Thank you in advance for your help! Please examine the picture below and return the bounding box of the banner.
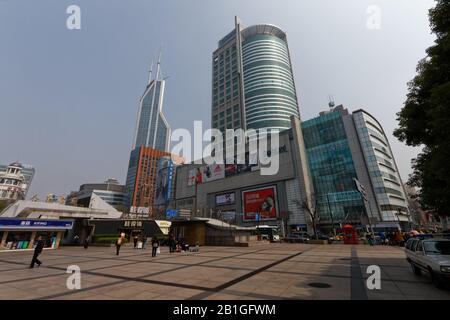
[202,163,225,182]
[242,186,278,221]
[216,193,235,206]
[155,158,174,205]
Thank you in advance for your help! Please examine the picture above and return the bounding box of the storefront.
[0,218,74,251]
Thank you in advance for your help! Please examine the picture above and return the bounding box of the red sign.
[242,186,278,221]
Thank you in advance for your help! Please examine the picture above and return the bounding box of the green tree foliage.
[394,0,450,216]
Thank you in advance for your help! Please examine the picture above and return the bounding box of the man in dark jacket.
[30,236,44,268]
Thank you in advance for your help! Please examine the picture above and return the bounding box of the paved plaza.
[0,243,449,300]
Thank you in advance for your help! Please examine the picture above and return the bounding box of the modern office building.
[66,178,127,210]
[132,57,170,152]
[125,56,173,213]
[352,109,411,226]
[302,105,411,231]
[172,116,312,234]
[125,146,172,215]
[302,109,367,228]
[0,163,35,198]
[211,17,300,133]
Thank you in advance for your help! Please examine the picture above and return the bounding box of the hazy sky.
[0,0,436,198]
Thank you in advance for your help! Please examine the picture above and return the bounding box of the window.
[416,241,424,252]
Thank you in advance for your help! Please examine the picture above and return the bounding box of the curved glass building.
[211,18,300,132]
[241,25,299,131]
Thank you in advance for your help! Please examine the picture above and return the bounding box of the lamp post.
[396,208,402,231]
[325,193,336,236]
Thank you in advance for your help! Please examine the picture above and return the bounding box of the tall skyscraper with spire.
[125,55,172,214]
[132,55,170,151]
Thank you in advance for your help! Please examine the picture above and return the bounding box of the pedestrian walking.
[133,235,138,249]
[151,237,159,257]
[116,235,123,256]
[84,235,90,249]
[142,235,147,249]
[30,236,44,268]
[169,233,175,253]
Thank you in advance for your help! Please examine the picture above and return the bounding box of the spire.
[155,47,162,80]
[147,61,154,85]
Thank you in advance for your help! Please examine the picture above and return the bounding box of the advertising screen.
[242,186,278,221]
[202,163,225,182]
[216,193,235,206]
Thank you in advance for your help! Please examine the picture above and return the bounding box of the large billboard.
[187,163,225,186]
[242,186,278,221]
[155,157,175,206]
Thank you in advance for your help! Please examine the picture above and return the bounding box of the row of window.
[0,178,21,186]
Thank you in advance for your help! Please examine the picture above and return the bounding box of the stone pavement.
[0,243,449,300]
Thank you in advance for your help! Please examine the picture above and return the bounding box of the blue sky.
[0,0,436,198]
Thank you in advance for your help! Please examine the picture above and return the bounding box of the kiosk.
[0,218,73,250]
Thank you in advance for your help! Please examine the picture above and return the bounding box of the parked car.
[285,232,310,243]
[271,234,281,242]
[405,238,450,289]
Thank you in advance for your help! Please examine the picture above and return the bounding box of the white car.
[405,238,450,289]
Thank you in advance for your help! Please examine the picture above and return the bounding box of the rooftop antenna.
[328,95,335,109]
[155,47,162,80]
[147,61,154,85]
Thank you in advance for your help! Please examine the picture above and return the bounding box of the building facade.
[132,59,170,151]
[66,178,126,209]
[172,116,312,234]
[125,146,172,215]
[0,163,31,201]
[352,109,411,226]
[211,17,300,132]
[302,105,411,231]
[125,57,172,213]
[302,109,367,228]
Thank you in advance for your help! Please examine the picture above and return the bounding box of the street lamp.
[396,208,402,231]
[325,193,336,236]
[353,179,374,234]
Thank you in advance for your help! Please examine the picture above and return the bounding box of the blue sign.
[0,218,74,230]
[166,209,178,220]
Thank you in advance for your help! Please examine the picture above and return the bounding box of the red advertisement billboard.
[242,186,278,221]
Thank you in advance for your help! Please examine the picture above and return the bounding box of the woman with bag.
[116,234,124,256]
[151,237,159,257]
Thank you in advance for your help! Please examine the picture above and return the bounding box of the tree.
[293,194,319,240]
[394,0,450,216]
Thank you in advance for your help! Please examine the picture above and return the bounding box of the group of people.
[28,232,192,269]
[116,233,161,257]
[365,230,426,246]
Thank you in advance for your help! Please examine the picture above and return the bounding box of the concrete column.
[1,231,8,248]
[28,231,37,249]
[55,232,62,249]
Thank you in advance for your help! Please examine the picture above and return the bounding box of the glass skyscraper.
[302,110,365,225]
[132,59,170,151]
[352,110,410,224]
[211,17,300,132]
[302,105,412,230]
[125,58,171,212]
